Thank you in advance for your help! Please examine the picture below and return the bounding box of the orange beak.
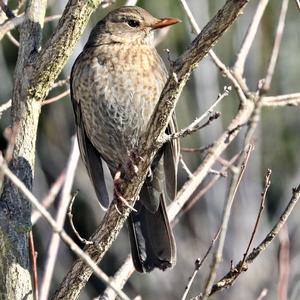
[151,17,181,30]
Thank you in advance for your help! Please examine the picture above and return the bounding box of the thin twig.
[233,0,270,76]
[261,0,289,93]
[239,169,272,271]
[179,154,240,220]
[180,144,214,154]
[68,191,93,245]
[256,289,268,300]
[262,93,300,106]
[165,86,231,142]
[0,99,12,119]
[209,185,300,296]
[208,169,227,177]
[49,78,70,91]
[42,89,70,106]
[181,228,221,300]
[39,137,80,300]
[0,14,25,41]
[180,155,194,179]
[6,31,19,47]
[0,154,130,300]
[29,230,38,300]
[31,171,66,225]
[178,0,249,101]
[296,0,300,11]
[168,112,221,141]
[98,256,135,300]
[44,14,61,23]
[277,224,290,300]
[201,144,254,300]
[178,0,200,34]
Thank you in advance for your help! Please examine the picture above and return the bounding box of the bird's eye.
[127,19,140,28]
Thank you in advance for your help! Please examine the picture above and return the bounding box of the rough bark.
[0,1,102,299]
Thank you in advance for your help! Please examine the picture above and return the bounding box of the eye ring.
[127,19,140,28]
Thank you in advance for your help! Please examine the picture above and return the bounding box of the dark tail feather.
[128,195,176,273]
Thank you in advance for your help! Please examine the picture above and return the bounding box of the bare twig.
[29,230,38,300]
[169,112,221,141]
[39,137,80,300]
[0,99,12,119]
[165,86,231,142]
[98,256,135,300]
[209,185,300,296]
[0,154,130,300]
[296,0,300,11]
[180,144,214,153]
[181,228,221,300]
[178,0,249,101]
[42,89,70,106]
[6,31,19,46]
[262,93,300,107]
[178,0,200,34]
[68,191,93,245]
[179,154,240,220]
[277,224,290,300]
[201,144,254,300]
[31,171,66,225]
[49,77,70,91]
[239,169,272,271]
[0,14,25,41]
[44,14,61,22]
[256,289,268,300]
[208,169,227,177]
[180,155,194,179]
[233,0,269,76]
[261,0,289,93]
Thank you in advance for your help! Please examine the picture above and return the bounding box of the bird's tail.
[128,193,176,273]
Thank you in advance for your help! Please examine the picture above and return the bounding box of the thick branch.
[0,1,103,299]
[31,0,102,101]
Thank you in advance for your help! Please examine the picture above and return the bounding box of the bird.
[70,6,180,272]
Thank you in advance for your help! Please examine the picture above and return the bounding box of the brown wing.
[164,113,179,201]
[70,65,110,210]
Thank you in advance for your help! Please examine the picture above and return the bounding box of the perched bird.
[71,6,180,272]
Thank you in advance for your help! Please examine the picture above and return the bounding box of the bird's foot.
[113,170,137,212]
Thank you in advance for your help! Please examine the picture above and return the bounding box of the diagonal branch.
[233,0,269,76]
[31,0,103,101]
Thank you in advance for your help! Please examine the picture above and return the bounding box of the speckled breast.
[72,43,168,170]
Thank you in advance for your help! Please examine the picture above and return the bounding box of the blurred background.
[1,0,300,299]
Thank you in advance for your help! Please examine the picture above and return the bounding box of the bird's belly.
[82,76,158,169]
[76,48,167,170]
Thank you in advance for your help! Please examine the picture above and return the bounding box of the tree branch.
[208,185,300,296]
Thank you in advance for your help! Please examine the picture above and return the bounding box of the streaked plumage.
[71,6,180,272]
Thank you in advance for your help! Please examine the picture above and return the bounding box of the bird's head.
[87,6,180,46]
